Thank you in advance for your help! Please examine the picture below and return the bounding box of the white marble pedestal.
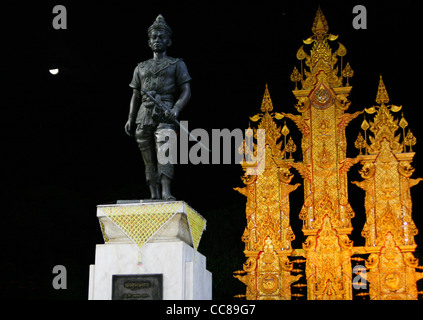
[88,201,212,300]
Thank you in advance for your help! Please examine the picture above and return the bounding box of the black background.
[1,0,423,299]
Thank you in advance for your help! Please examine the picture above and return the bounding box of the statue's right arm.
[129,89,141,120]
[125,89,141,137]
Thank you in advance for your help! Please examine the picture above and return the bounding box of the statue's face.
[148,29,171,53]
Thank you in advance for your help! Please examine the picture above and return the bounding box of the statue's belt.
[142,94,174,107]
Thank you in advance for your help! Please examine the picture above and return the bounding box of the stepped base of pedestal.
[88,241,212,300]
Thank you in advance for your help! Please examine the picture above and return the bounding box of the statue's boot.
[148,183,161,200]
[138,139,161,200]
[161,175,175,201]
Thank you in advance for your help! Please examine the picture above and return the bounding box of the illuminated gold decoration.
[290,66,302,90]
[235,7,422,300]
[342,62,354,86]
[404,129,417,152]
[286,8,361,300]
[364,232,423,300]
[354,132,366,155]
[352,76,423,299]
[234,85,301,300]
[303,214,353,300]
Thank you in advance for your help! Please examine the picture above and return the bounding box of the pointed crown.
[261,84,273,112]
[312,7,329,37]
[148,14,172,37]
[375,75,389,105]
[291,7,349,90]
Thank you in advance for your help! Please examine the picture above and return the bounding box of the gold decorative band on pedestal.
[97,201,206,263]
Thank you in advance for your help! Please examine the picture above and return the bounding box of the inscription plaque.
[112,274,163,300]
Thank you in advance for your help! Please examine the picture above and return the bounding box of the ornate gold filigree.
[303,215,353,300]
[290,8,357,239]
[288,7,359,299]
[355,132,366,155]
[236,7,422,301]
[290,66,302,90]
[342,62,353,86]
[296,7,344,90]
[364,233,423,300]
[358,76,405,154]
[234,85,300,299]
[404,129,417,152]
[353,76,422,299]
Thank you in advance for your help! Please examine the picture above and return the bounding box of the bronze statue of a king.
[125,14,191,200]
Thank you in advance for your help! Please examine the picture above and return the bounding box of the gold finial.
[399,112,408,152]
[404,129,417,152]
[375,75,390,105]
[300,6,341,89]
[296,46,307,60]
[290,66,302,90]
[304,7,337,44]
[250,84,283,122]
[354,132,366,155]
[342,62,354,86]
[286,137,297,159]
[281,120,290,159]
[281,120,290,137]
[399,112,406,125]
[361,115,370,132]
[260,83,273,112]
[337,43,347,57]
[312,6,329,36]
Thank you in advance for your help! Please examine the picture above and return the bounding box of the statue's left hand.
[125,119,136,137]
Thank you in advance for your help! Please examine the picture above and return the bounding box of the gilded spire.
[375,75,389,105]
[248,85,286,158]
[294,7,345,90]
[260,83,273,112]
[312,6,329,37]
[361,75,403,154]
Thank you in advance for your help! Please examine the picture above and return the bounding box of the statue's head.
[148,14,172,53]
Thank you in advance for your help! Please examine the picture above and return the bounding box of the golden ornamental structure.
[234,7,423,300]
[234,85,302,300]
[352,76,423,299]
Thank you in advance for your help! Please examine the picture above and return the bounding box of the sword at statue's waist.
[140,89,172,111]
[140,88,211,153]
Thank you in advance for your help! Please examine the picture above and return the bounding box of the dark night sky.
[1,0,423,300]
